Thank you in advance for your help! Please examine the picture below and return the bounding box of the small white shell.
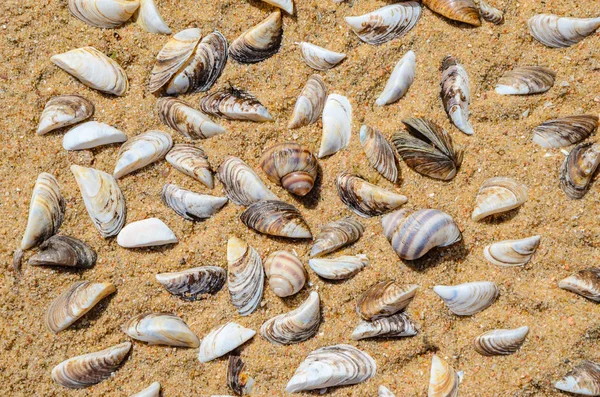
[198,322,256,363]
[122,312,199,347]
[68,0,140,28]
[116,218,177,248]
[319,94,352,158]
[263,250,306,297]
[297,42,346,71]
[113,130,173,178]
[37,95,94,135]
[472,177,528,221]
[379,386,395,397]
[528,14,600,48]
[133,0,171,34]
[260,291,320,345]
[227,237,264,316]
[308,254,368,280]
[434,281,499,316]
[217,156,279,206]
[376,50,416,106]
[555,360,600,396]
[161,184,227,221]
[63,121,127,150]
[288,74,327,129]
[130,382,161,397]
[483,235,540,267]
[345,2,421,45]
[429,354,460,397]
[473,326,529,356]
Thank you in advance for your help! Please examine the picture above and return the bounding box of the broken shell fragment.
[560,143,600,199]
[351,312,417,341]
[345,2,422,45]
[434,281,499,316]
[260,291,320,345]
[473,326,529,356]
[532,115,598,148]
[217,156,278,206]
[37,95,94,135]
[360,125,399,183]
[227,237,264,316]
[471,177,528,221]
[63,121,127,150]
[227,355,255,396]
[559,268,600,302]
[263,250,306,297]
[122,312,199,347]
[156,266,226,301]
[441,56,473,135]
[260,143,318,196]
[319,94,352,158]
[483,235,540,267]
[260,0,293,14]
[157,97,226,140]
[428,354,460,397]
[29,235,97,268]
[240,200,312,239]
[423,0,480,26]
[68,0,140,28]
[376,50,416,106]
[230,11,282,64]
[288,74,327,129]
[479,0,503,24]
[554,360,600,395]
[357,281,418,321]
[130,382,161,397]
[528,14,600,48]
[113,130,173,178]
[199,88,273,122]
[166,144,214,188]
[308,254,368,280]
[133,0,171,34]
[117,218,177,248]
[336,173,407,218]
[161,183,227,221]
[198,322,256,363]
[495,66,556,95]
[310,217,364,258]
[297,42,346,71]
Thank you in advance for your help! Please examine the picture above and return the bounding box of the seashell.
[471,177,528,221]
[560,143,600,199]
[260,291,320,345]
[240,200,312,239]
[336,173,407,218]
[71,165,126,238]
[351,312,418,341]
[227,355,255,396]
[376,50,416,106]
[360,125,399,183]
[286,344,376,393]
[166,144,214,188]
[263,250,306,297]
[51,47,128,96]
[428,354,460,397]
[528,14,600,48]
[297,42,346,71]
[28,236,97,268]
[532,115,598,148]
[130,382,161,397]
[46,281,116,333]
[37,95,94,135]
[161,183,227,221]
[559,268,600,302]
[495,66,556,95]
[229,11,282,64]
[423,0,480,26]
[308,254,369,280]
[122,312,199,347]
[156,266,226,301]
[217,156,279,206]
[133,0,171,34]
[357,281,418,321]
[379,386,396,397]
[199,87,273,122]
[68,0,140,28]
[113,130,172,178]
[260,142,318,196]
[13,173,65,272]
[555,361,600,396]
[288,74,327,129]
[473,326,529,356]
[51,341,131,389]
[198,322,256,363]
[441,56,473,135]
[227,237,264,316]
[157,97,226,140]
[345,3,422,45]
[260,0,293,14]
[63,121,127,150]
[117,218,177,248]
[392,118,463,181]
[433,281,499,316]
[478,0,503,24]
[483,235,540,267]
[310,217,364,258]
[319,94,352,158]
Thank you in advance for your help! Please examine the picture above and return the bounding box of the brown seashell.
[229,11,282,64]
[227,237,264,316]
[263,250,306,297]
[344,3,422,45]
[423,0,481,26]
[227,355,255,395]
[336,173,407,217]
[559,268,600,302]
[357,281,418,321]
[260,291,320,345]
[310,217,364,257]
[217,156,279,206]
[555,360,600,395]
[441,56,473,135]
[560,143,600,199]
[479,0,503,24]
[471,177,528,221]
[156,266,226,301]
[199,87,273,122]
[240,200,312,239]
[288,74,327,129]
[260,143,318,196]
[495,66,556,95]
[351,312,418,341]
[359,125,399,183]
[165,144,214,188]
[29,235,97,268]
[156,97,225,140]
[37,95,94,135]
[532,115,598,148]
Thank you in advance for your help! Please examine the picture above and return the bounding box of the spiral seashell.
[288,75,327,129]
[199,87,273,122]
[478,0,503,24]
[260,291,320,344]
[441,56,473,135]
[308,254,368,280]
[434,281,498,316]
[37,95,94,135]
[345,2,422,45]
[51,342,131,389]
[161,183,227,221]
[473,326,529,356]
[198,322,256,363]
[528,14,600,48]
[227,355,255,396]
[133,0,170,34]
[157,97,226,140]
[310,217,364,258]
[156,266,226,301]
[227,237,264,316]
[71,165,126,238]
[532,115,598,149]
[555,360,600,396]
[117,218,177,248]
[428,354,460,397]
[297,42,346,71]
[319,94,352,158]
[379,386,395,397]
[560,143,600,199]
[423,0,480,26]
[240,200,312,239]
[393,118,463,181]
[286,344,376,393]
[471,177,528,221]
[336,173,407,218]
[230,11,282,64]
[166,144,214,188]
[360,125,399,183]
[260,0,293,14]
[260,143,318,196]
[376,50,416,106]
[351,312,417,341]
[29,236,97,268]
[217,156,278,206]
[51,47,128,96]
[483,235,540,267]
[113,130,172,178]
[495,66,556,95]
[122,312,199,347]
[263,250,306,297]
[130,382,161,397]
[559,268,600,302]
[357,281,418,321]
[68,0,139,28]
[63,121,127,150]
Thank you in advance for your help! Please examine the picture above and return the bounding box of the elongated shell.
[29,236,97,268]
[122,312,199,347]
[297,42,346,71]
[360,125,399,183]
[376,50,416,106]
[68,0,140,28]
[351,312,417,341]
[319,94,352,158]
[230,11,282,64]
[117,218,177,248]
[260,143,318,196]
[559,268,600,302]
[156,266,226,301]
[528,14,600,48]
[37,95,94,135]
[227,237,264,316]
[263,250,306,297]
[288,75,327,129]
[428,354,460,397]
[113,130,172,178]
[63,121,127,150]
[260,291,320,344]
[161,184,227,221]
[51,47,128,96]
[423,0,480,26]
[227,355,255,396]
[286,344,376,393]
[483,236,540,267]
[357,281,418,320]
[560,143,600,199]
[130,382,161,397]
[555,360,600,396]
[532,115,598,148]
[434,281,498,316]
[336,173,407,218]
[495,66,556,95]
[166,144,213,188]
[310,217,364,257]
[260,0,293,14]
[441,56,473,135]
[71,165,126,238]
[133,0,171,34]
[240,200,312,239]
[473,326,529,356]
[479,0,503,24]
[198,322,256,363]
[157,97,226,140]
[345,2,422,45]
[51,342,131,389]
[308,254,368,280]
[199,88,273,122]
[217,156,278,206]
[472,177,528,221]
[379,386,395,397]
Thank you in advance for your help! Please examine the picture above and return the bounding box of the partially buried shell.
[217,156,278,206]
[345,2,421,45]
[133,0,171,34]
[117,218,177,248]
[260,0,293,14]
[260,291,320,345]
[319,94,352,158]
[428,354,460,397]
[351,312,417,341]
[260,143,318,196]
[434,281,498,316]
[297,42,346,71]
[63,121,127,150]
[157,97,226,140]
[441,56,473,135]
[376,50,416,107]
[161,183,227,221]
[130,382,161,397]
[360,125,399,183]
[166,144,214,188]
[310,217,364,257]
[473,326,529,356]
[198,322,256,363]
[357,281,418,321]
[156,266,226,301]
[122,312,199,347]
[199,88,273,122]
[113,130,173,178]
[51,342,131,389]
[227,355,255,396]
[423,0,480,26]
[29,235,96,268]
[308,254,368,280]
[227,237,264,316]
[479,0,503,24]
[240,200,312,239]
[532,115,598,148]
[555,360,600,396]
[495,66,556,95]
[37,95,94,135]
[379,386,395,397]
[483,235,540,267]
[230,11,282,64]
[528,14,600,48]
[560,143,600,199]
[559,268,600,302]
[68,0,139,28]
[263,250,306,297]
[471,177,528,221]
[336,173,407,218]
[288,74,327,129]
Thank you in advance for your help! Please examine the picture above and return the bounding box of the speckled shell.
[423,0,480,26]
[555,360,600,396]
[240,200,312,239]
[122,312,199,347]
[376,50,416,106]
[199,88,273,122]
[479,0,503,24]
[260,143,318,196]
[351,312,417,341]
[495,66,556,95]
[260,291,320,345]
[68,0,139,28]
[473,326,529,356]
[217,156,278,206]
[227,355,255,396]
[528,14,600,48]
[263,250,306,297]
[483,235,540,267]
[230,11,282,64]
[345,2,422,45]
[29,236,97,268]
[161,184,227,221]
[433,281,498,316]
[130,382,161,397]
[379,386,396,397]
[133,0,170,34]
[113,130,173,178]
[428,354,460,397]
[288,75,328,129]
[227,237,264,316]
[37,95,94,135]
[441,56,473,135]
[559,268,600,302]
[360,125,399,183]
[357,281,418,321]
[471,177,528,221]
[310,217,364,257]
[198,322,256,363]
[165,144,214,188]
[297,42,346,71]
[63,121,127,150]
[532,115,598,148]
[116,218,177,248]
[336,173,407,218]
[156,266,226,301]
[319,94,352,158]
[560,143,600,199]
[157,97,226,140]
[308,254,369,280]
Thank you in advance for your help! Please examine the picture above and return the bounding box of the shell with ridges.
[288,74,327,129]
[473,326,529,356]
[157,97,226,140]
[319,94,352,158]
[161,183,227,221]
[560,143,600,199]
[227,355,255,396]
[263,250,306,297]
[29,235,97,268]
[559,268,600,302]
[532,115,598,148]
[260,142,318,196]
[483,235,540,267]
[434,281,498,316]
[351,312,418,340]
[122,312,199,347]
[472,177,528,221]
[310,217,364,258]
[156,266,226,301]
[230,11,282,64]
[345,3,422,45]
[260,291,320,345]
[198,322,256,363]
[308,254,368,280]
[441,56,473,135]
[376,50,416,106]
[227,237,264,316]
[165,144,214,188]
[357,281,418,321]
[423,0,480,26]
[113,130,172,178]
[240,200,312,239]
[360,125,399,183]
[528,14,600,48]
[68,0,139,28]
[297,42,346,71]
[495,66,556,95]
[130,382,161,397]
[479,0,503,24]
[428,354,460,397]
[116,218,177,248]
[37,95,94,135]
[63,121,127,150]
[217,156,278,206]
[336,173,407,218]
[554,360,600,395]
[199,88,273,122]
[133,0,170,34]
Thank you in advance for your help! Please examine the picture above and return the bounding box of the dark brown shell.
[532,115,598,148]
[560,143,600,199]
[227,355,254,395]
[359,125,399,183]
[28,235,96,268]
[156,266,226,301]
[229,11,282,64]
[260,143,318,196]
[199,88,272,122]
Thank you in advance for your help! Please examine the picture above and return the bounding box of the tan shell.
[240,200,312,239]
[336,173,407,218]
[122,312,199,347]
[68,0,140,28]
[288,74,327,129]
[423,0,480,26]
[471,177,528,221]
[260,291,320,345]
[260,143,318,196]
[483,236,540,267]
[351,312,418,340]
[227,355,255,395]
[473,326,529,356]
[555,360,600,396]
[37,95,94,135]
[217,156,278,206]
[345,2,422,45]
[560,143,600,199]
[227,237,264,316]
[310,217,364,257]
[165,144,214,188]
[156,97,226,140]
[356,281,418,321]
[263,250,306,297]
[428,354,460,397]
[559,268,600,302]
[229,11,282,64]
[113,130,173,178]
[29,235,97,268]
[360,125,399,183]
[479,0,503,24]
[199,87,273,122]
[156,266,226,301]
[532,115,598,149]
[495,66,556,95]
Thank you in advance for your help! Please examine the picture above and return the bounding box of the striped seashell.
[68,0,139,28]
[473,326,529,356]
[559,268,600,302]
[117,218,177,248]
[130,382,161,397]
[379,386,396,397]
[198,322,256,363]
[434,281,498,316]
[166,144,214,188]
[63,121,127,150]
[37,95,94,135]
[483,236,540,267]
[441,55,473,135]
[157,97,226,140]
[345,2,422,45]
[495,66,556,95]
[478,0,503,24]
[240,200,312,239]
[532,115,598,148]
[429,354,460,397]
[260,291,320,344]
[319,94,352,158]
[227,355,255,396]
[288,74,327,129]
[555,361,600,396]
[199,87,273,122]
[227,237,264,316]
[472,177,528,221]
[122,312,199,347]
[133,0,170,34]
[161,183,227,221]
[156,266,226,301]
[336,173,407,218]
[376,50,416,106]
[297,42,346,71]
[217,156,278,206]
[310,217,364,257]
[423,0,480,26]
[560,143,600,199]
[263,250,306,297]
[351,312,417,340]
[230,11,282,64]
[260,0,293,14]
[29,236,97,268]
[360,125,399,183]
[357,281,418,320]
[528,14,600,48]
[113,130,172,178]
[308,254,368,280]
[260,142,318,196]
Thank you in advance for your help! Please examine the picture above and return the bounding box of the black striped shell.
[495,66,556,95]
[229,11,282,64]
[199,87,273,122]
[227,237,264,316]
[260,143,318,196]
[156,266,226,301]
[227,355,255,395]
[260,291,320,345]
[217,156,278,206]
[555,360,600,395]
[360,125,399,183]
[29,236,97,268]
[559,268,600,302]
[165,144,214,188]
[351,312,417,341]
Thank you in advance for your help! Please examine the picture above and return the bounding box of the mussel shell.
[351,312,417,341]
[63,121,127,150]
[156,97,225,140]
[161,183,227,221]
[428,354,460,397]
[165,144,214,188]
[528,14,600,48]
[319,94,352,158]
[360,125,399,183]
[227,355,255,396]
[288,74,328,129]
[113,130,173,179]
[37,95,94,135]
[471,177,528,221]
[559,268,600,302]
[198,322,256,363]
[227,237,264,316]
[260,291,320,345]
[434,281,498,316]
[495,66,556,95]
[308,254,369,280]
[479,0,503,24]
[297,42,346,71]
[240,200,312,239]
[310,217,364,257]
[261,0,293,14]
[555,360,600,396]
[217,156,278,206]
[483,235,540,267]
[356,281,418,321]
[199,87,273,122]
[156,266,226,301]
[560,143,600,199]
[336,173,407,218]
[379,386,395,397]
[230,11,282,64]
[29,235,97,268]
[423,0,480,26]
[130,381,161,397]
[260,142,318,196]
[68,0,140,28]
[532,115,598,149]
[116,218,177,248]
[473,326,529,356]
[263,250,306,297]
[133,0,171,34]
[122,312,199,347]
[441,55,473,135]
[376,50,416,106]
[345,2,422,45]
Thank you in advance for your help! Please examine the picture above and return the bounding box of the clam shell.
[198,322,256,363]
[68,0,139,28]
[199,87,273,122]
[261,0,293,14]
[157,97,226,140]
[156,266,226,301]
[528,14,600,48]
[46,281,116,333]
[297,42,346,71]
[166,144,214,188]
[351,312,417,341]
[555,360,600,396]
[286,344,376,393]
[441,56,473,135]
[240,200,312,239]
[260,291,320,344]
[130,382,161,397]
[379,386,395,397]
[532,115,598,148]
[495,66,556,95]
[345,2,422,45]
[29,236,96,268]
[230,11,282,64]
[37,95,94,135]
[428,354,460,397]
[51,47,128,96]
[376,50,416,106]
[117,218,177,248]
[260,142,318,196]
[336,173,407,218]
[360,125,399,183]
[559,268,600,302]
[113,130,173,178]
[310,217,364,258]
[471,177,528,221]
[483,235,540,267]
[227,355,255,396]
[263,250,306,297]
[288,74,328,129]
[63,121,127,150]
[308,254,368,280]
[319,94,352,158]
[423,0,480,26]
[161,183,227,221]
[133,0,170,34]
[217,156,279,206]
[560,143,600,199]
[122,312,199,347]
[434,281,498,316]
[473,326,529,356]
[357,281,418,321]
[479,0,503,24]
[227,237,264,316]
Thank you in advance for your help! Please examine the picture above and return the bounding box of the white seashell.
[319,94,352,158]
[429,354,460,397]
[229,11,282,64]
[288,74,327,129]
[157,97,226,140]
[263,250,306,297]
[122,312,199,347]
[483,235,540,267]
[345,2,421,45]
[471,177,528,221]
[113,130,173,178]
[217,156,279,206]
[63,121,127,150]
[198,322,256,363]
[297,42,346,71]
[260,0,293,14]
[161,184,227,221]
[434,281,499,316]
[555,360,600,396]
[441,55,473,135]
[37,95,94,135]
[528,14,600,48]
[133,0,171,34]
[308,254,368,280]
[379,386,396,397]
[165,144,214,188]
[495,66,556,95]
[117,218,177,248]
[68,0,140,28]
[130,382,161,397]
[559,268,600,302]
[376,50,416,106]
[227,237,264,316]
[473,326,529,356]
[260,291,320,345]
[351,312,417,340]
